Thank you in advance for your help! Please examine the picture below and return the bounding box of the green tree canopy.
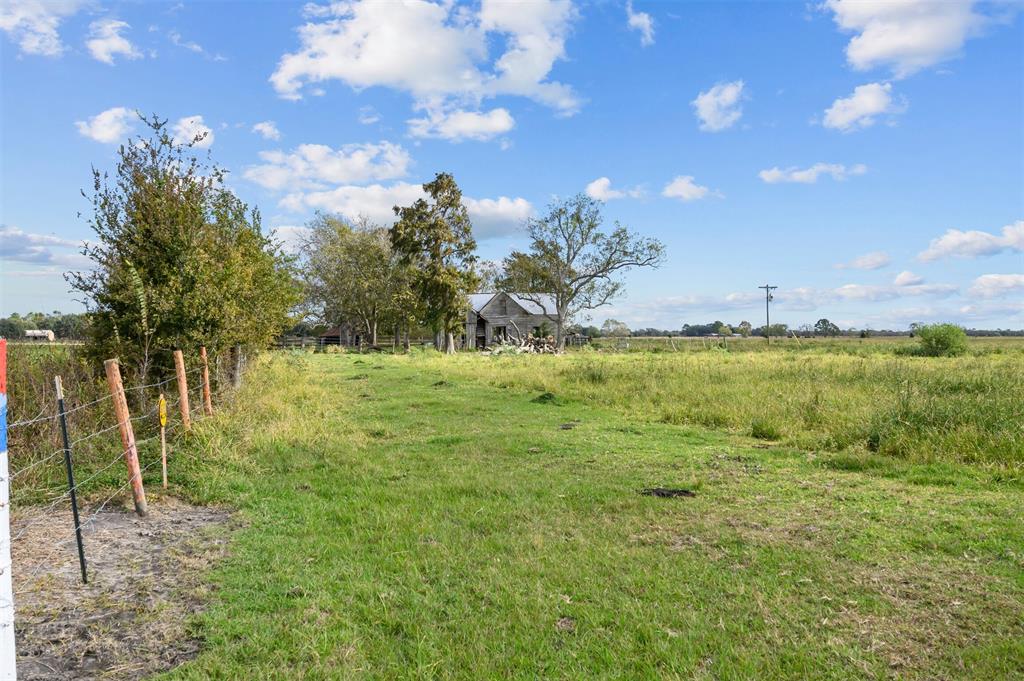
[390,173,478,354]
[497,194,664,349]
[814,318,841,336]
[601,319,631,337]
[69,114,299,385]
[302,214,418,347]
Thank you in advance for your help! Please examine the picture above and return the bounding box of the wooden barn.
[464,293,558,349]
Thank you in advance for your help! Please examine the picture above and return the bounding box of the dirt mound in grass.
[10,496,233,680]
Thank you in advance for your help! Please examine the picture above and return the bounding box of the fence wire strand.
[2,352,218,606]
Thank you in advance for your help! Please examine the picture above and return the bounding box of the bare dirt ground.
[10,496,232,680]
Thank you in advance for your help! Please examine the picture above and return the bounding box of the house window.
[499,298,508,315]
[532,326,541,337]
[493,325,507,341]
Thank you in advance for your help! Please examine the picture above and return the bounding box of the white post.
[0,338,17,679]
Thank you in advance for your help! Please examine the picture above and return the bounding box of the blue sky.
[1,0,1022,330]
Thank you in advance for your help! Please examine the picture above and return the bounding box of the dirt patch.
[10,496,233,680]
[639,487,697,498]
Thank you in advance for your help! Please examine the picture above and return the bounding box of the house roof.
[468,292,556,316]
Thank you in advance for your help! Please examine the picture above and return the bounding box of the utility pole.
[759,284,777,345]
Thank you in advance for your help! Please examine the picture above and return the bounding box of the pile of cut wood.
[485,334,558,355]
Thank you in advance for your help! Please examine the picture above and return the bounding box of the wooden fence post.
[173,350,191,432]
[0,339,18,679]
[103,359,148,517]
[199,346,213,416]
[159,394,168,489]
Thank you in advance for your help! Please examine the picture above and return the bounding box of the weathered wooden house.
[464,293,558,349]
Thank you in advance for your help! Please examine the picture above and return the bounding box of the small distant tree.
[601,319,631,337]
[391,173,478,354]
[759,323,788,337]
[916,323,968,357]
[814,318,840,336]
[498,194,665,350]
[715,322,732,336]
[737,320,752,337]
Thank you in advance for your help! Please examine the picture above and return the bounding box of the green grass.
[435,342,1024,471]
[160,352,1023,679]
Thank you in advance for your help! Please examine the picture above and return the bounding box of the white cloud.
[823,82,905,132]
[692,80,744,132]
[463,196,533,239]
[167,29,225,61]
[271,0,580,118]
[270,225,311,254]
[281,181,423,224]
[759,162,867,184]
[252,121,282,141]
[0,225,89,267]
[835,251,890,270]
[958,300,1024,321]
[607,279,964,324]
[86,18,142,65]
[662,176,715,202]
[824,0,992,78]
[833,282,957,302]
[279,181,531,240]
[918,220,1024,261]
[244,141,411,190]
[626,1,654,47]
[408,107,514,142]
[0,0,81,57]
[358,106,381,125]
[968,274,1024,298]
[585,177,643,201]
[893,270,924,287]
[172,115,215,148]
[75,106,136,143]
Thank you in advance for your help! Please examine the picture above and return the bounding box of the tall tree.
[390,173,478,354]
[498,194,665,349]
[814,318,840,336]
[601,319,631,337]
[69,114,299,387]
[301,214,417,347]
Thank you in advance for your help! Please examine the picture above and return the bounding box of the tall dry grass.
[419,341,1024,470]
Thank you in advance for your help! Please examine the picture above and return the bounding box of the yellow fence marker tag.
[159,394,167,427]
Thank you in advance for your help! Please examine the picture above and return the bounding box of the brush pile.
[485,335,558,355]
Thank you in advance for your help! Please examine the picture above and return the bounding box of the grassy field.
[445,338,1024,472]
[157,350,1023,679]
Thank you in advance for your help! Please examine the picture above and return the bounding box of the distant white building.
[24,330,55,342]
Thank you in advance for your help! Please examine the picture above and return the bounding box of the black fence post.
[55,376,87,584]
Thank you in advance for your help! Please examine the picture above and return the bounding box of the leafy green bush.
[916,324,969,357]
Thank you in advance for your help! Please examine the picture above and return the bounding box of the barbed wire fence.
[0,340,243,679]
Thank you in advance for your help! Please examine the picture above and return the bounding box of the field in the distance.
[157,344,1023,679]
[458,336,1024,471]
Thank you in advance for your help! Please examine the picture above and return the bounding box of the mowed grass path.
[167,354,1024,679]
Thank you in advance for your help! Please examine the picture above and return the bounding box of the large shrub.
[69,114,300,387]
[916,323,968,357]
